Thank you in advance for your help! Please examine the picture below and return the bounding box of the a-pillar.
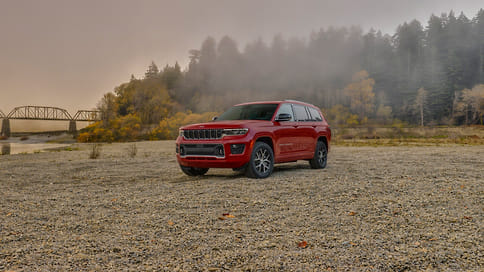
[1,118,10,137]
[68,120,77,137]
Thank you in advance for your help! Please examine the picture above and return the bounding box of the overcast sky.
[0,0,482,113]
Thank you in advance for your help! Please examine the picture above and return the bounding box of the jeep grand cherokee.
[176,100,331,178]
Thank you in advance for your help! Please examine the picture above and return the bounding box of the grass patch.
[127,143,137,158]
[331,126,484,146]
[89,144,102,159]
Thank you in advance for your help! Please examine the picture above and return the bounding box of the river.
[1,142,70,155]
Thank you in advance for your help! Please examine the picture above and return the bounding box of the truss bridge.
[1,106,102,137]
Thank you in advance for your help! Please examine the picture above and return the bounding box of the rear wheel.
[180,165,209,176]
[309,141,327,169]
[246,142,274,179]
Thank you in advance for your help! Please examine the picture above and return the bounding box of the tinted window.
[308,107,323,121]
[275,103,294,121]
[293,104,309,121]
[217,104,278,121]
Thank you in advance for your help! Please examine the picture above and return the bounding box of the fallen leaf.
[463,216,473,220]
[218,216,226,220]
[225,214,235,218]
[429,237,438,241]
[6,213,12,217]
[168,220,174,226]
[349,242,358,246]
[297,240,308,248]
[111,198,117,202]
[348,211,356,216]
[414,241,421,246]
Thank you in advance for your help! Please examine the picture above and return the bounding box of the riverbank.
[1,141,482,270]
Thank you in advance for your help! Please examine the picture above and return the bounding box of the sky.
[0,0,482,114]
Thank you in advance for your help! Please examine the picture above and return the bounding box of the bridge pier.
[1,143,11,155]
[69,120,77,136]
[1,118,10,138]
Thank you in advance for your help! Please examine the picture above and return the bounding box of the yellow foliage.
[150,111,219,140]
[110,114,142,141]
[324,104,359,126]
[344,70,375,121]
[77,115,141,142]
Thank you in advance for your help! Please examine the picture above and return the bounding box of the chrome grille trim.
[183,129,223,140]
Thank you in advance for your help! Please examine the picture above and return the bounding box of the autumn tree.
[97,92,118,127]
[458,85,484,124]
[344,70,375,123]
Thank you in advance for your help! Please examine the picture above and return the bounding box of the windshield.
[217,104,278,121]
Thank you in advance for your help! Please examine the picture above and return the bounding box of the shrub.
[89,144,101,159]
[127,143,137,158]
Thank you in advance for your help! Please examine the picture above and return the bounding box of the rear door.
[292,104,317,154]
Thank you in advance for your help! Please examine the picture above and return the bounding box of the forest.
[80,9,484,142]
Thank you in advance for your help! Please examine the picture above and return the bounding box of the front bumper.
[175,136,253,169]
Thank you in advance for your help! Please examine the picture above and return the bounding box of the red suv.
[176,100,331,178]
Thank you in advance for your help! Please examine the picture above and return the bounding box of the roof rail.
[284,99,317,107]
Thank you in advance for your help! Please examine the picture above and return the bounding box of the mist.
[1,0,482,112]
[172,8,483,126]
[1,1,483,132]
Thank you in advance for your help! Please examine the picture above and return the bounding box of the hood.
[180,120,269,130]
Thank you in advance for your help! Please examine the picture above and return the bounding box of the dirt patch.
[0,141,483,270]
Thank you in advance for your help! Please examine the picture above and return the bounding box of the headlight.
[222,128,248,136]
[179,129,184,137]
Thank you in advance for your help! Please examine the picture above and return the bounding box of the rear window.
[293,104,309,121]
[308,107,323,121]
[217,104,278,121]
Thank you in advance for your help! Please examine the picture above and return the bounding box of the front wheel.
[309,141,327,169]
[246,142,274,179]
[180,165,209,176]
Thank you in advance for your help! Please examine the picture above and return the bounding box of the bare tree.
[415,88,427,126]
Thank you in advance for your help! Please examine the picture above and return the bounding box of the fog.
[0,0,482,130]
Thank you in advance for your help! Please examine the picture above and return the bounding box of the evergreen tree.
[145,61,159,79]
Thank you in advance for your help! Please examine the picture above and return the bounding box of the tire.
[180,165,209,176]
[245,142,274,179]
[309,141,327,169]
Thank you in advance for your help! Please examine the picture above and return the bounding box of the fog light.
[230,144,245,155]
[179,146,185,156]
[217,146,225,156]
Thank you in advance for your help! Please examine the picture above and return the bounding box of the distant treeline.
[81,9,484,142]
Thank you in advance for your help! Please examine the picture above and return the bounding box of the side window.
[293,104,309,121]
[275,103,294,121]
[308,107,323,121]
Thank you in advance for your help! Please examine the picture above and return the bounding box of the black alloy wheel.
[309,141,327,169]
[246,142,274,178]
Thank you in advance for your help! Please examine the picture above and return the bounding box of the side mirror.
[212,116,218,121]
[275,113,292,122]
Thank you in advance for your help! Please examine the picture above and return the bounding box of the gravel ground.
[0,141,483,271]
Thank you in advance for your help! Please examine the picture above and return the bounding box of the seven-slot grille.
[183,129,223,140]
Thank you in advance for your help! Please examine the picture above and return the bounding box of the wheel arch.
[255,136,274,151]
[317,135,329,150]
